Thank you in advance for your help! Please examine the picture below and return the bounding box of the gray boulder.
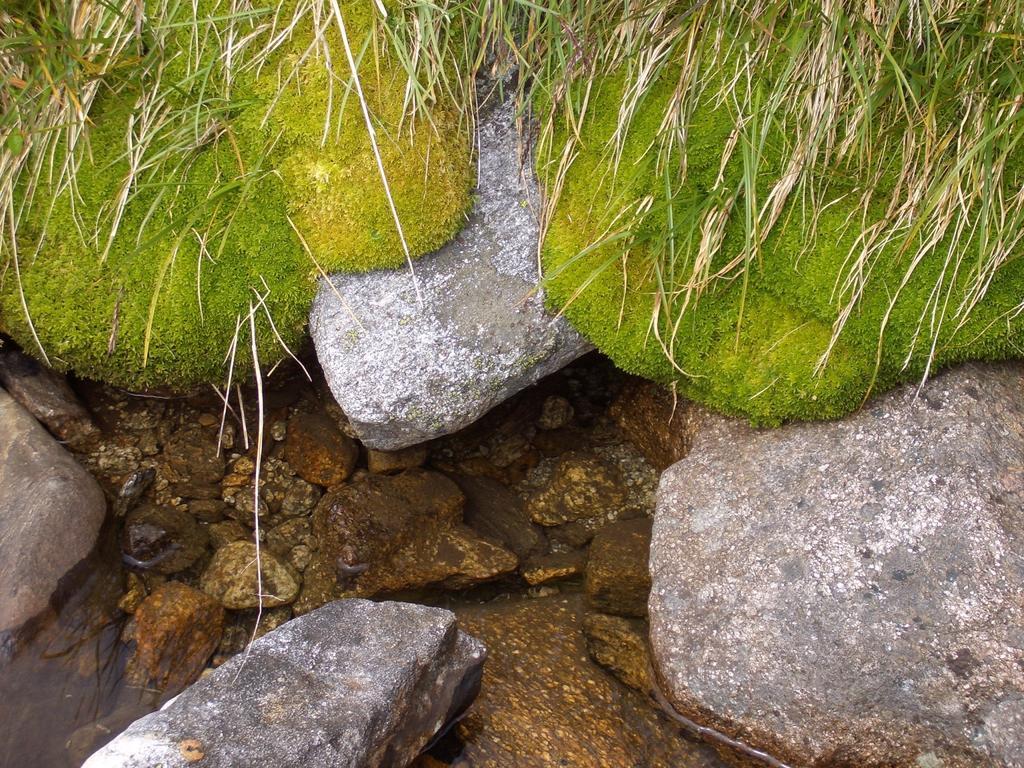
[1,386,106,634]
[83,599,486,768]
[309,96,590,450]
[650,362,1024,768]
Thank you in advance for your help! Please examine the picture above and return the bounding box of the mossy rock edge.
[0,0,473,390]
[541,72,1024,426]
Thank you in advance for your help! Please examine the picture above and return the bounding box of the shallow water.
[0,528,159,768]
[0,353,718,768]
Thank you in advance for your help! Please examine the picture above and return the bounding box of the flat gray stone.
[310,97,590,450]
[0,386,106,633]
[83,599,486,768]
[650,362,1024,768]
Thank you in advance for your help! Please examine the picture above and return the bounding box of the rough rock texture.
[585,517,652,617]
[0,346,100,450]
[84,600,486,768]
[284,411,358,487]
[650,362,1024,768]
[521,550,586,586]
[452,594,725,768]
[121,504,208,575]
[454,474,546,559]
[582,613,652,694]
[310,470,517,600]
[526,450,630,527]
[609,378,702,471]
[351,525,518,596]
[0,386,107,633]
[313,469,464,568]
[309,96,590,450]
[200,541,300,610]
[126,582,224,693]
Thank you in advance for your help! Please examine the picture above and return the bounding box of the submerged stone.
[83,600,486,768]
[650,362,1024,768]
[310,94,590,450]
[126,582,224,694]
[199,541,299,610]
[0,387,107,633]
[451,594,725,768]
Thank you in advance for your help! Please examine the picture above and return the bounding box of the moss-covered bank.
[541,71,1024,425]
[0,0,472,389]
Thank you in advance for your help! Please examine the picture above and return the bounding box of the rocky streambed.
[2,338,1022,768]
[0,344,717,768]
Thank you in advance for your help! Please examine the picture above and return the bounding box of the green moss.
[541,71,1024,424]
[0,0,472,389]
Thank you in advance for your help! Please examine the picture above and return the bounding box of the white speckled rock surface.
[650,362,1024,768]
[309,96,590,450]
[83,599,485,768]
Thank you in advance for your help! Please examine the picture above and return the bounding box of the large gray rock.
[309,97,590,449]
[0,386,106,633]
[83,599,486,768]
[650,363,1024,768]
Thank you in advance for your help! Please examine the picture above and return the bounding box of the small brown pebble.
[179,739,205,762]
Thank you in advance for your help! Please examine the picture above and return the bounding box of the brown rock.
[292,553,340,616]
[367,445,428,474]
[200,541,300,609]
[609,378,701,471]
[188,499,226,523]
[582,613,652,693]
[585,518,652,617]
[284,411,358,487]
[160,425,225,499]
[521,550,586,586]
[266,517,313,558]
[312,469,464,569]
[0,347,100,450]
[121,504,209,575]
[207,519,248,549]
[126,582,224,693]
[453,474,546,559]
[353,525,518,595]
[452,595,725,768]
[526,451,628,526]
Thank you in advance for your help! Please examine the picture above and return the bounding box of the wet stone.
[537,395,574,430]
[121,504,208,575]
[187,499,225,523]
[525,451,628,527]
[284,410,358,487]
[207,520,248,550]
[199,541,300,610]
[352,525,518,596]
[266,518,313,558]
[312,469,464,570]
[585,517,652,617]
[366,444,429,474]
[159,425,225,500]
[0,347,100,450]
[582,613,652,694]
[609,378,702,471]
[454,474,546,560]
[126,582,224,694]
[521,550,586,586]
[451,594,725,768]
